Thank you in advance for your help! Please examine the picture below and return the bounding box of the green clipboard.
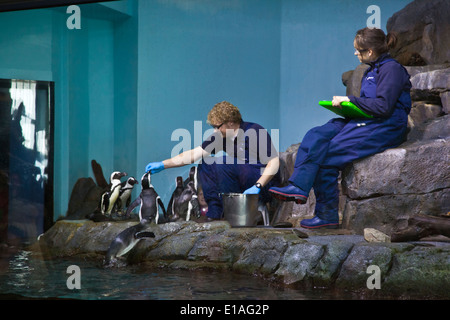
[319,100,373,119]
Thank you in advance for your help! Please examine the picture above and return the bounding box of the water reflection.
[0,250,326,300]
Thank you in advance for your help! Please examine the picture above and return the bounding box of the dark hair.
[354,27,397,56]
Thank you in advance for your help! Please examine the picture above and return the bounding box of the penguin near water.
[167,166,200,222]
[125,172,167,224]
[115,177,138,214]
[103,218,155,267]
[100,171,127,215]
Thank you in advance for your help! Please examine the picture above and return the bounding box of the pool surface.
[0,249,357,300]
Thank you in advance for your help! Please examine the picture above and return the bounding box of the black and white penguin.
[103,218,155,267]
[167,176,184,221]
[101,171,127,215]
[168,166,200,222]
[125,172,166,224]
[115,177,138,213]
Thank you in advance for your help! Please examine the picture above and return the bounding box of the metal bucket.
[222,193,268,227]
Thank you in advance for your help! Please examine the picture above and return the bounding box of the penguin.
[125,172,167,224]
[169,166,200,222]
[167,176,184,221]
[115,177,139,213]
[183,166,201,221]
[103,218,155,267]
[101,171,127,215]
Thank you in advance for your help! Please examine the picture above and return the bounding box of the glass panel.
[0,79,54,244]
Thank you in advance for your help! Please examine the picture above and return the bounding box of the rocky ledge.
[35,219,450,299]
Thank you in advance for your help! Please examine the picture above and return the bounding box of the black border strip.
[0,0,120,13]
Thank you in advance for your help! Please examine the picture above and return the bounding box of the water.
[0,249,351,300]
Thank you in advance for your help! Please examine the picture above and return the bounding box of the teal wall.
[0,0,412,219]
[136,0,281,202]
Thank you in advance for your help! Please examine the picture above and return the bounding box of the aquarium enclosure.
[0,79,54,244]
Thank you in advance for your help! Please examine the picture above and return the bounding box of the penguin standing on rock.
[101,171,127,215]
[125,172,167,223]
[115,177,138,214]
[167,176,184,221]
[168,166,200,221]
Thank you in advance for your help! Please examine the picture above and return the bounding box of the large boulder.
[341,120,450,234]
[386,0,450,66]
[65,178,104,220]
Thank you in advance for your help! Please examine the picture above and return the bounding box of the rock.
[383,247,450,297]
[341,64,369,97]
[405,64,450,78]
[407,102,442,129]
[387,0,450,65]
[310,237,355,286]
[343,190,450,235]
[341,137,450,234]
[407,114,450,142]
[364,228,391,243]
[274,241,324,285]
[410,68,450,91]
[232,232,294,276]
[66,178,104,220]
[440,91,450,114]
[34,219,450,298]
[343,138,450,198]
[335,244,394,289]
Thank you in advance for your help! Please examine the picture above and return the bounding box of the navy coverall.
[198,121,280,219]
[289,53,412,223]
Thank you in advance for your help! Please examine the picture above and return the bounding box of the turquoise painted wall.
[0,3,134,219]
[136,0,282,202]
[0,0,413,220]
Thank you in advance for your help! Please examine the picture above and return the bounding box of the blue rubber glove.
[243,185,261,195]
[145,161,165,174]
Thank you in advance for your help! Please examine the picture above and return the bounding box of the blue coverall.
[198,121,280,219]
[289,53,412,226]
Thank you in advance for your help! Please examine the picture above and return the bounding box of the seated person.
[269,27,412,229]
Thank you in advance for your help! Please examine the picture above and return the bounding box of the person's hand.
[332,96,350,108]
[145,161,165,174]
[243,185,261,195]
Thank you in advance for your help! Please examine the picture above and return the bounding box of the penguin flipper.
[125,197,141,217]
[135,231,155,239]
[167,194,174,218]
[157,197,167,221]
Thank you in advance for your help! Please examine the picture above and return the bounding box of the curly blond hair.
[207,101,242,125]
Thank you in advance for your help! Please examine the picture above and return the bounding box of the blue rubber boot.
[300,215,339,229]
[269,184,308,204]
